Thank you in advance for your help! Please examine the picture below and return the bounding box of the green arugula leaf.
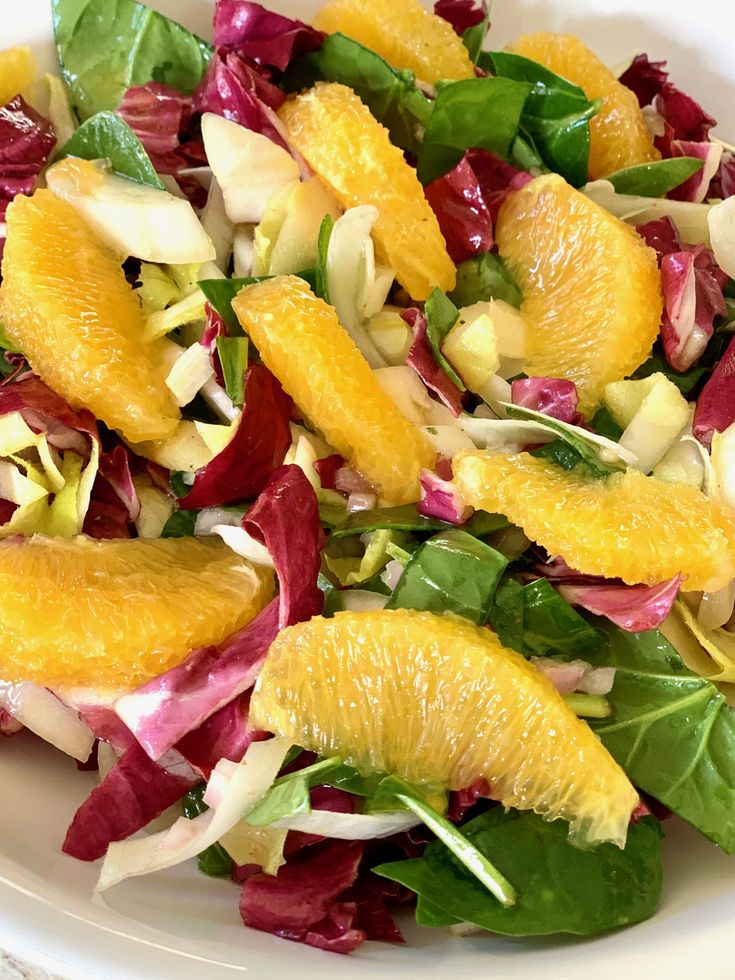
[53,0,212,121]
[216,336,248,407]
[424,288,465,389]
[375,777,517,907]
[284,33,432,157]
[59,111,164,187]
[200,271,317,331]
[417,77,532,184]
[487,51,599,187]
[523,579,601,656]
[605,157,705,197]
[386,528,508,624]
[587,621,735,852]
[182,784,234,878]
[375,809,663,936]
[505,403,626,477]
[448,252,522,309]
[416,897,462,927]
[315,214,333,303]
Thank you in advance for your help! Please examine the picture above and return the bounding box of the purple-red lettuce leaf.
[693,333,735,446]
[176,692,266,779]
[667,139,722,204]
[0,96,56,219]
[511,377,583,425]
[117,82,206,175]
[558,576,681,632]
[62,743,199,861]
[710,152,735,201]
[403,308,464,416]
[180,363,292,509]
[654,83,716,144]
[464,148,532,223]
[214,1,324,72]
[418,469,472,525]
[433,0,488,35]
[424,155,493,264]
[618,54,669,108]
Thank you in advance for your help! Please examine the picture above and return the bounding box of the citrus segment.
[453,451,735,592]
[250,608,638,846]
[0,46,36,105]
[313,0,475,84]
[279,82,455,300]
[509,33,660,179]
[0,190,180,443]
[0,535,274,692]
[233,276,435,504]
[495,173,662,415]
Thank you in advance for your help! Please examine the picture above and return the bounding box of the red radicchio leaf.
[637,217,726,372]
[175,691,266,779]
[447,778,491,822]
[710,152,735,201]
[654,83,717,143]
[464,148,533,223]
[115,598,280,761]
[667,139,723,204]
[243,464,325,627]
[0,95,56,220]
[239,838,367,954]
[76,704,137,754]
[0,374,97,453]
[313,453,346,491]
[214,0,324,72]
[618,54,669,108]
[180,363,292,509]
[201,303,229,386]
[418,468,472,525]
[98,445,140,521]
[403,307,464,416]
[424,155,493,263]
[117,83,205,176]
[62,743,198,861]
[433,0,488,35]
[693,333,735,446]
[511,376,583,425]
[115,466,323,757]
[193,51,289,149]
[558,576,682,632]
[0,499,18,524]
[284,785,355,856]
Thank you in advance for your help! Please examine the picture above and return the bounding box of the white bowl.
[2,1,735,976]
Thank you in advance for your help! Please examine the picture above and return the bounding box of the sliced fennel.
[0,682,94,762]
[584,179,712,245]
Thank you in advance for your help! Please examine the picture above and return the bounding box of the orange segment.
[453,451,735,592]
[251,608,638,846]
[279,82,455,301]
[313,0,475,84]
[233,276,435,504]
[0,190,180,443]
[0,535,274,692]
[508,33,660,179]
[496,173,662,415]
[0,46,36,105]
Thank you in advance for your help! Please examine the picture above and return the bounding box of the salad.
[2,0,735,957]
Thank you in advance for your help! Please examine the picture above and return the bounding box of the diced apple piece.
[45,158,215,264]
[442,313,500,392]
[201,113,300,224]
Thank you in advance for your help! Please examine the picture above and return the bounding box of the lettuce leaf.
[605,158,704,197]
[59,111,164,188]
[448,252,522,308]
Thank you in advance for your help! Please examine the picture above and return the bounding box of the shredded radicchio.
[213,0,324,71]
[403,307,464,416]
[0,95,56,221]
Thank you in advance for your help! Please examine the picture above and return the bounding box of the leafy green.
[169,471,193,499]
[318,501,349,529]
[53,0,212,121]
[386,528,508,625]
[59,111,164,187]
[417,77,532,184]
[523,579,601,656]
[605,158,705,197]
[424,288,464,389]
[506,403,625,477]
[461,16,490,65]
[590,406,624,441]
[216,336,248,407]
[329,504,508,540]
[375,809,663,936]
[487,51,599,187]
[588,622,735,852]
[246,757,343,827]
[315,214,333,304]
[530,438,587,473]
[633,329,732,395]
[200,271,317,331]
[326,528,405,586]
[488,577,526,651]
[285,33,432,157]
[448,252,522,309]
[466,511,511,537]
[181,784,233,878]
[375,777,517,906]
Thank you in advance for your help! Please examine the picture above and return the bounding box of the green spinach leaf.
[487,51,599,187]
[161,507,197,538]
[605,157,705,197]
[448,252,522,308]
[59,111,164,187]
[530,438,587,473]
[216,336,249,406]
[386,528,508,624]
[53,0,212,120]
[330,503,509,540]
[488,577,525,651]
[506,403,625,477]
[424,288,464,389]
[461,16,490,65]
[284,33,432,157]
[417,77,532,184]
[523,579,600,656]
[315,214,333,303]
[588,622,735,852]
[200,271,317,331]
[375,809,663,936]
[182,784,234,878]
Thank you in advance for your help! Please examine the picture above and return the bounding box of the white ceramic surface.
[2,0,735,976]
